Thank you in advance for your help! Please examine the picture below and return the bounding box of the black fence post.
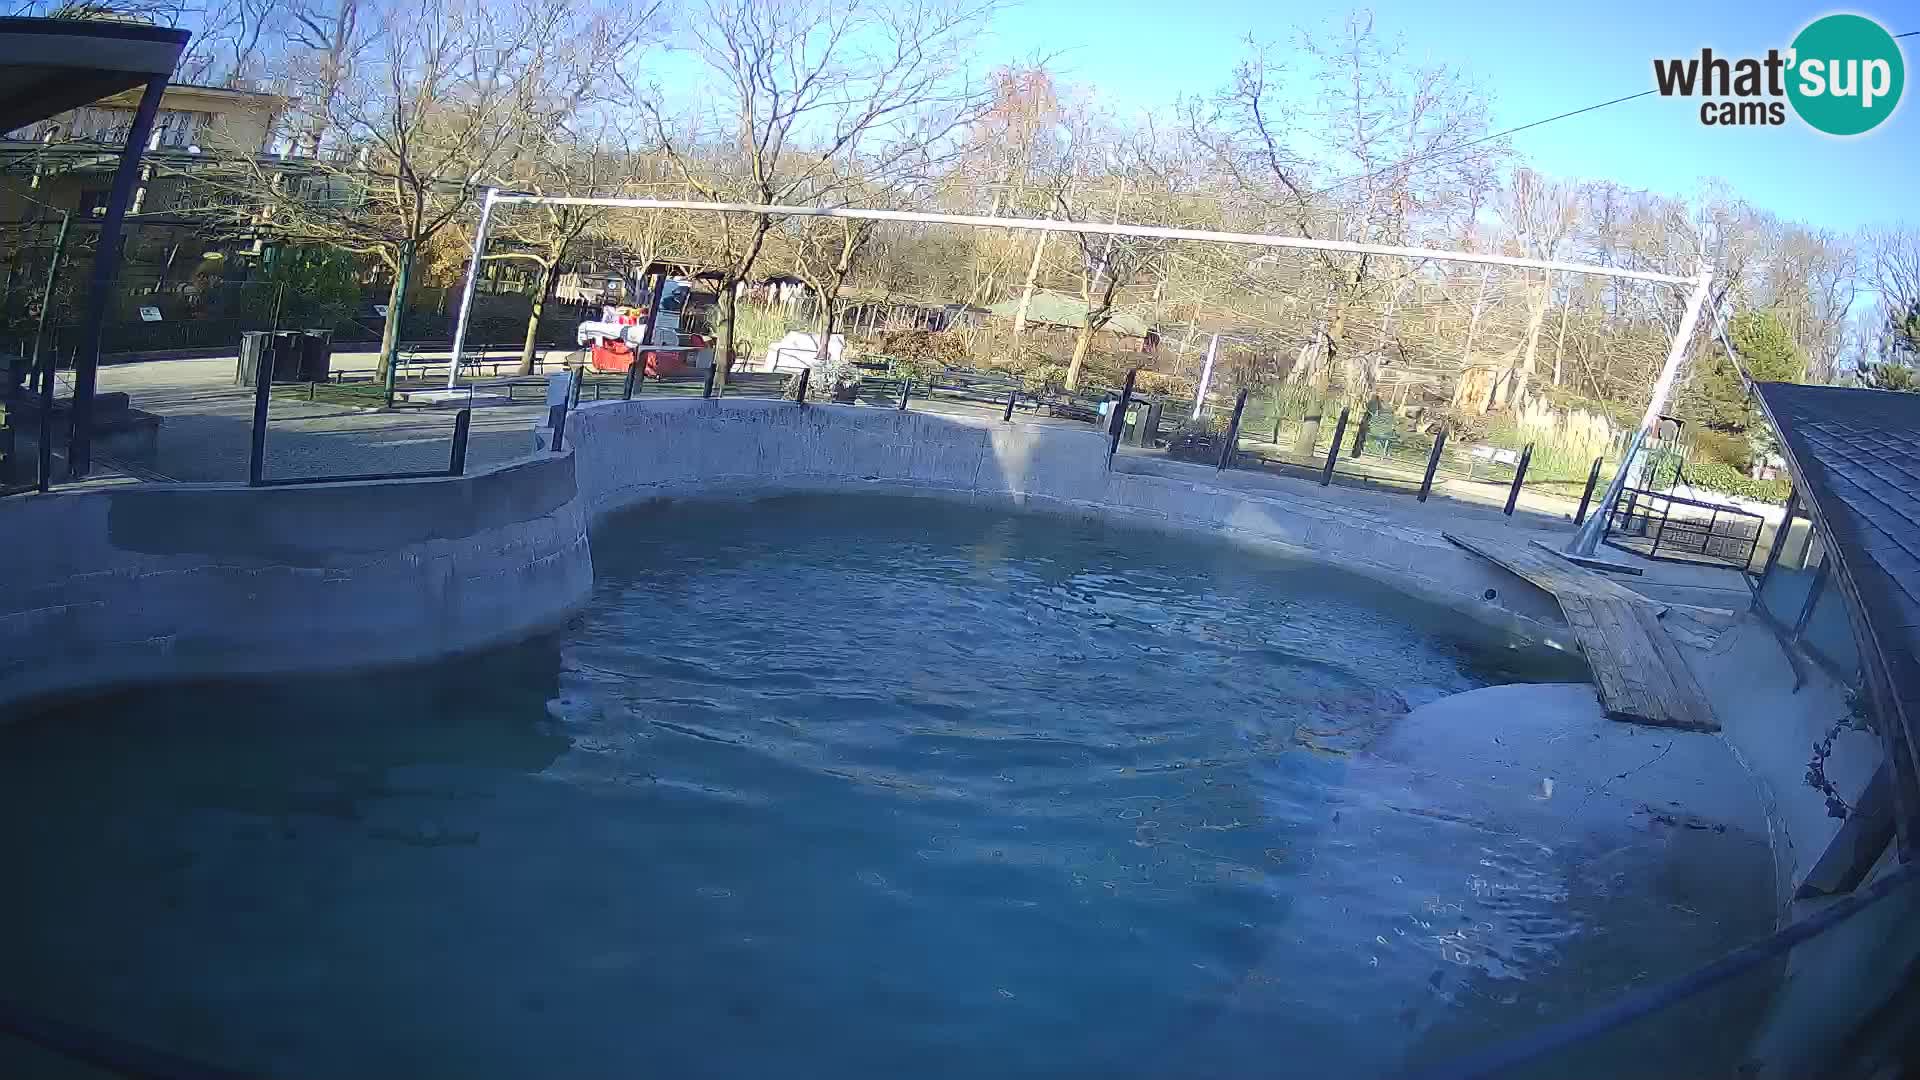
[447,408,471,475]
[1418,427,1448,503]
[1108,368,1138,463]
[1349,408,1371,459]
[1216,387,1249,471]
[34,346,61,492]
[548,403,568,452]
[702,364,717,399]
[898,379,911,411]
[1002,390,1016,421]
[1320,407,1350,486]
[623,361,640,400]
[247,347,272,486]
[1270,415,1282,444]
[1504,443,1533,516]
[1574,456,1603,525]
[794,366,811,405]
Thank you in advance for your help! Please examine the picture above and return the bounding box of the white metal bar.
[485,195,1696,285]
[446,187,498,389]
[1192,334,1219,422]
[1567,270,1715,556]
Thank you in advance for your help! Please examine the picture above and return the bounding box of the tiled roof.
[1754,382,1920,753]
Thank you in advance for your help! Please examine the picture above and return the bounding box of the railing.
[245,349,471,487]
[1603,486,1766,571]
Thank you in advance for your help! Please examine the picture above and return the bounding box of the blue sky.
[976,0,1917,233]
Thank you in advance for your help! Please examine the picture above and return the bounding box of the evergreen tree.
[1859,299,1920,392]
[1682,309,1807,434]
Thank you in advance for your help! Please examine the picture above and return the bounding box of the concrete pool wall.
[0,397,1566,710]
[564,397,1571,638]
[0,451,590,708]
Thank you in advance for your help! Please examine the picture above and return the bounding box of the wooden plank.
[1590,595,1665,724]
[1629,600,1720,731]
[1560,594,1636,717]
[1445,533,1651,607]
[1443,531,1718,732]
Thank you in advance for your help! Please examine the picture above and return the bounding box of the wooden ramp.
[1444,533,1719,732]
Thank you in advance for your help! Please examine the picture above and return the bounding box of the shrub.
[1133,369,1196,399]
[877,328,971,371]
[1681,459,1791,503]
[1687,428,1751,468]
[1022,363,1068,395]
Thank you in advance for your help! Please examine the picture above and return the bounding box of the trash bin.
[1127,400,1163,447]
[236,330,272,386]
[269,331,304,383]
[298,329,334,382]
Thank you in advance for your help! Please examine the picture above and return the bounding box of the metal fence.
[1602,486,1766,571]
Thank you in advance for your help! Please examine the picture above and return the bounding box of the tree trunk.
[1065,322,1094,389]
[1293,284,1351,457]
[1292,364,1330,458]
[374,254,409,383]
[1011,230,1048,346]
[814,283,840,362]
[714,279,739,390]
[518,261,553,376]
[1553,303,1570,387]
[1514,286,1549,407]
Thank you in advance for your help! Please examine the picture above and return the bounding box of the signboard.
[138,306,162,322]
[373,305,390,318]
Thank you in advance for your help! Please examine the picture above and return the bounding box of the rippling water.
[0,496,1772,1078]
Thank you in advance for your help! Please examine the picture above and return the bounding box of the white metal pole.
[1192,333,1219,422]
[446,187,498,390]
[484,195,1696,286]
[1568,269,1714,556]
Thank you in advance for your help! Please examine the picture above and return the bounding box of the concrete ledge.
[0,452,592,710]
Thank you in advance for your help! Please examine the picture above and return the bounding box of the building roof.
[985,290,1152,337]
[1754,382,1920,780]
[0,17,189,133]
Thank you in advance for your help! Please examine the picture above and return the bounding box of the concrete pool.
[0,495,1777,1078]
[0,397,1904,1077]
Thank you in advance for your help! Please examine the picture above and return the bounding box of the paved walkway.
[99,355,553,483]
[96,354,1101,484]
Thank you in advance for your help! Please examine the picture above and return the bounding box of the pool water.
[0,496,1771,1078]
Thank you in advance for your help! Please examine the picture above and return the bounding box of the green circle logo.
[1787,13,1904,135]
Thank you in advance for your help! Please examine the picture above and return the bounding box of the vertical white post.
[446,187,498,390]
[1568,269,1714,556]
[1191,333,1219,422]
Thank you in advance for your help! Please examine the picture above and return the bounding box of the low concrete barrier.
[0,451,591,709]
[566,397,1569,638]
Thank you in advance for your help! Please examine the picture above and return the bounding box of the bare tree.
[1494,168,1578,407]
[644,0,997,389]
[187,0,547,379]
[1187,13,1503,451]
[177,0,281,87]
[475,0,663,373]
